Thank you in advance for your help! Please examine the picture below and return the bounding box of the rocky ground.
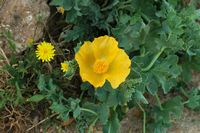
[120,108,200,133]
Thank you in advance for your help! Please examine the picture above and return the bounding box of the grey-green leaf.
[27,94,46,102]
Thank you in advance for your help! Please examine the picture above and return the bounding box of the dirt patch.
[168,109,200,133]
[120,108,143,133]
[120,108,200,133]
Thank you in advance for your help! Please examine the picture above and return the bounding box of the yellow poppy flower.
[61,62,69,73]
[36,41,55,62]
[75,35,131,89]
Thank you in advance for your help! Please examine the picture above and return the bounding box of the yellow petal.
[106,49,131,89]
[75,41,95,67]
[92,35,119,63]
[75,41,106,88]
[35,41,55,62]
[81,70,106,88]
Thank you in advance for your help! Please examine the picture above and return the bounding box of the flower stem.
[47,62,52,73]
[79,91,85,100]
[141,13,150,23]
[141,46,145,56]
[180,87,189,98]
[80,108,98,116]
[137,103,146,133]
[141,47,165,72]
[155,93,163,110]
[183,100,189,105]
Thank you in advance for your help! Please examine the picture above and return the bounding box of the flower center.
[93,59,109,74]
[43,49,48,54]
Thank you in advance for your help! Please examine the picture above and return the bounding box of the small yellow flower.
[36,41,55,62]
[57,7,65,14]
[61,62,69,73]
[75,35,131,89]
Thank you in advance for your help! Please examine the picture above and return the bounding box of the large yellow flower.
[75,36,131,89]
[36,41,55,62]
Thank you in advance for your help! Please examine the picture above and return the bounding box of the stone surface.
[0,0,50,54]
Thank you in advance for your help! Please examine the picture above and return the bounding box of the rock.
[0,0,50,54]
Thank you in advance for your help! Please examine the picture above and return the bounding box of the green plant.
[2,0,200,133]
[48,0,200,132]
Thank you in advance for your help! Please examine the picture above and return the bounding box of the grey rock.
[0,0,50,54]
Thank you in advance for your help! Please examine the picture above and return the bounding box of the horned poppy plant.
[36,41,55,62]
[75,35,131,89]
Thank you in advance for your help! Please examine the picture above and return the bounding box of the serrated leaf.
[133,90,148,104]
[37,74,46,91]
[162,96,183,118]
[144,73,159,95]
[150,96,183,132]
[48,79,57,91]
[181,60,192,82]
[152,55,182,93]
[95,88,108,102]
[61,26,85,42]
[50,0,63,6]
[73,106,81,118]
[96,80,136,106]
[106,90,118,107]
[186,89,200,109]
[14,82,24,106]
[50,102,66,113]
[98,104,109,125]
[63,0,73,10]
[134,54,182,94]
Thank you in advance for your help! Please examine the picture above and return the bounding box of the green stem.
[102,0,109,7]
[141,13,150,23]
[183,100,189,105]
[79,91,85,100]
[155,93,163,110]
[141,47,165,72]
[118,4,132,10]
[180,87,189,98]
[141,46,145,56]
[47,62,52,73]
[137,103,146,133]
[80,108,98,116]
[121,0,132,5]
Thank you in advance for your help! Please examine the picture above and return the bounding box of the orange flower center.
[93,59,109,74]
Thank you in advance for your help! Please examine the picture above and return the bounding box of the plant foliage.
[2,0,200,132]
